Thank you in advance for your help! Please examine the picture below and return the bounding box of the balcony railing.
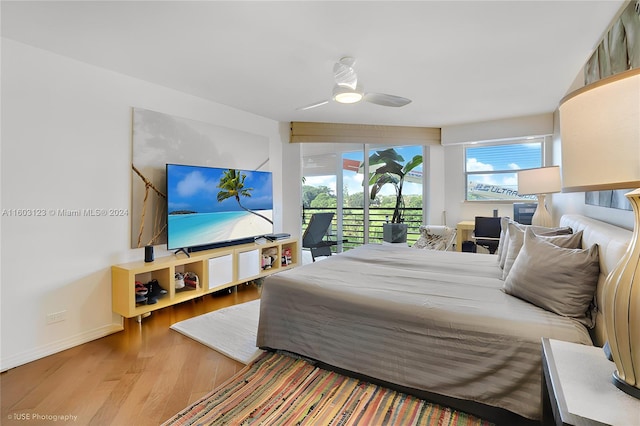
[302,207,423,252]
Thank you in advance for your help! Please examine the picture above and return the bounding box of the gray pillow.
[503,228,599,327]
[501,223,578,280]
[530,225,573,236]
[497,219,572,270]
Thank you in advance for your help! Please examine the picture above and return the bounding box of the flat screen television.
[166,163,274,252]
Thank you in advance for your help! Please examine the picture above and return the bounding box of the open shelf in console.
[173,259,206,303]
[280,241,297,267]
[112,238,298,319]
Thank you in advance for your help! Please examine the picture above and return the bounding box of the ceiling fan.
[297,57,412,111]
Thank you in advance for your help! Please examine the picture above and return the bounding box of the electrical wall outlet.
[46,310,67,324]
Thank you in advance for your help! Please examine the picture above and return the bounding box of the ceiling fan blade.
[364,92,412,107]
[296,100,330,111]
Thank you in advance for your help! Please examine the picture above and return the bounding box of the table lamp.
[559,68,640,398]
[517,166,561,227]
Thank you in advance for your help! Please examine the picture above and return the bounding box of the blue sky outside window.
[466,142,542,201]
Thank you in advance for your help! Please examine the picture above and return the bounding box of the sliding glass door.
[302,143,425,254]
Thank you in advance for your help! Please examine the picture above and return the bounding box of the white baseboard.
[0,323,124,372]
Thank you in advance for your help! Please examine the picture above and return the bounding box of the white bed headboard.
[559,214,632,346]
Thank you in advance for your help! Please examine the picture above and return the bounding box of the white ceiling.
[1,1,625,128]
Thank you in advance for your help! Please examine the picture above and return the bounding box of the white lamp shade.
[517,166,561,195]
[559,68,640,192]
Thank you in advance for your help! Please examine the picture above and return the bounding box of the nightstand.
[455,220,475,252]
[541,338,640,425]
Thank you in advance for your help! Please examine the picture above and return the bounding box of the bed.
[256,214,632,422]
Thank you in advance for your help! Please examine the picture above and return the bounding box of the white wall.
[424,144,446,225]
[0,39,294,371]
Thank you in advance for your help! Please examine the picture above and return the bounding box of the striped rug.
[163,351,493,426]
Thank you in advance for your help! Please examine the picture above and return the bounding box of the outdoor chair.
[302,213,345,261]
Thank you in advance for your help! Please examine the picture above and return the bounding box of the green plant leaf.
[403,155,423,174]
[369,174,398,199]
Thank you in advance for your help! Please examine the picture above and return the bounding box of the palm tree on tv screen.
[216,169,273,224]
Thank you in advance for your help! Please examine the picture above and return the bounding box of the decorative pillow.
[497,217,511,268]
[503,228,599,327]
[412,225,455,251]
[501,223,577,280]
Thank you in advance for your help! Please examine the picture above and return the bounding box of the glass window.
[465,140,542,201]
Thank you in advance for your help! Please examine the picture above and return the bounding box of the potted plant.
[367,148,423,243]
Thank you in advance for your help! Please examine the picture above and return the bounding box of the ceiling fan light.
[333,84,363,104]
[335,92,363,103]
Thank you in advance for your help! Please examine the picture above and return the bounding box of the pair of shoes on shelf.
[145,279,167,305]
[184,271,199,288]
[135,281,148,295]
[175,272,199,291]
[135,281,148,304]
[175,272,185,290]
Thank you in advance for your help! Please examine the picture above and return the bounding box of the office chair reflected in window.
[472,216,502,254]
[302,213,346,261]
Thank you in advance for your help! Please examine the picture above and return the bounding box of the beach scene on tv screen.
[167,165,273,249]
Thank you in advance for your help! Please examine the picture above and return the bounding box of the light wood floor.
[1,284,261,426]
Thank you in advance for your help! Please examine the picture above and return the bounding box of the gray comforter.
[256,244,593,420]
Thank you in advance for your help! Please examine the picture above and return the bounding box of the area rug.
[162,351,493,426]
[170,299,262,364]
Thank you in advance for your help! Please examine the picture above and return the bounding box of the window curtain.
[290,122,440,145]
